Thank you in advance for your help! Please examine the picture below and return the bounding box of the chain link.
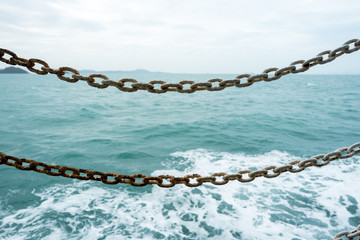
[1,142,359,188]
[1,38,359,94]
[334,224,360,240]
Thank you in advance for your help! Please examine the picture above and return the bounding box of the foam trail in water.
[0,149,359,240]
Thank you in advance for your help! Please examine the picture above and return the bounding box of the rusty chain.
[1,40,360,239]
[334,224,360,240]
[0,39,359,94]
[1,142,359,188]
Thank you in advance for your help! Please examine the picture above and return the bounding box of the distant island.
[0,67,28,74]
[80,68,163,74]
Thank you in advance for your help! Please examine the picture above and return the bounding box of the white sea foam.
[1,149,359,240]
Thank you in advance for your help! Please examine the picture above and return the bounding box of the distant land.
[0,67,28,74]
[80,69,164,74]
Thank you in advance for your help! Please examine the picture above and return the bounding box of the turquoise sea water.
[0,73,359,240]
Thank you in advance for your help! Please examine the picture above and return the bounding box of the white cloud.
[0,0,359,73]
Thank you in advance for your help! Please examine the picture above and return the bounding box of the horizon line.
[1,66,360,75]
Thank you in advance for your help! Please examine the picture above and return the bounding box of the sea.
[0,73,359,240]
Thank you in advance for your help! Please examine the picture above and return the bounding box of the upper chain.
[0,39,359,94]
[1,142,359,188]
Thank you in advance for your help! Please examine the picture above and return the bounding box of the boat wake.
[0,149,359,240]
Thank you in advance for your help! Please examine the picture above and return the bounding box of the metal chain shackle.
[0,39,359,94]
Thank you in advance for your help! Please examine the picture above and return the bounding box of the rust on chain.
[334,224,360,240]
[0,38,359,94]
[1,142,359,188]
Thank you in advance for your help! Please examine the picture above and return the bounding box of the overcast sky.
[1,0,360,74]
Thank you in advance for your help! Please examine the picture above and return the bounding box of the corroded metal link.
[158,175,176,188]
[262,166,280,178]
[290,60,310,73]
[27,59,50,75]
[247,74,268,83]
[57,67,80,82]
[1,142,359,188]
[148,80,167,93]
[42,67,60,74]
[317,50,336,64]
[191,82,212,91]
[273,165,293,173]
[219,79,240,87]
[334,224,360,240]
[132,82,152,90]
[302,56,323,67]
[10,56,29,67]
[87,74,110,88]
[275,66,296,77]
[207,78,225,91]
[262,68,281,81]
[0,48,17,65]
[178,81,196,93]
[329,45,350,58]
[235,74,252,87]
[161,83,183,91]
[1,38,358,93]
[210,172,229,185]
[118,78,138,92]
[73,74,91,81]
[344,39,360,53]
